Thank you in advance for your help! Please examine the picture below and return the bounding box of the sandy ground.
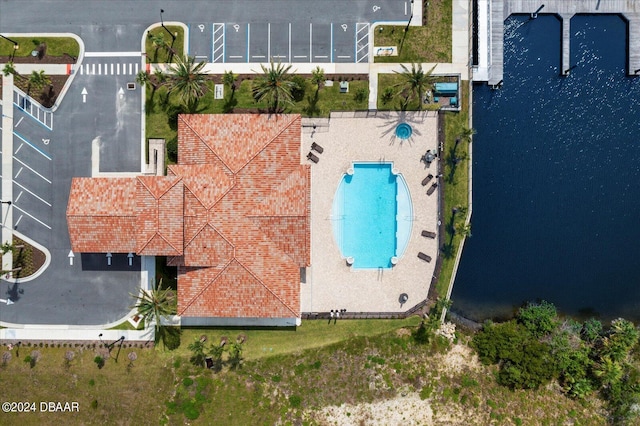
[308,343,484,426]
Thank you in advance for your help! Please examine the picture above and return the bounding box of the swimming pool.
[332,163,412,269]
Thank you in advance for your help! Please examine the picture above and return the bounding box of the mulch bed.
[0,55,75,64]
[0,55,73,108]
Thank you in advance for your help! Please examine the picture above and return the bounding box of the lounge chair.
[421,174,434,186]
[311,142,324,154]
[418,252,432,262]
[307,152,319,163]
[421,230,437,239]
[427,182,438,195]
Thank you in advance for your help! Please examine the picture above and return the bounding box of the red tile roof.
[66,114,310,321]
[67,178,138,253]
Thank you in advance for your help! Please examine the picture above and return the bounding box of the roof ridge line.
[177,260,232,316]
[137,174,183,199]
[178,115,233,174]
[235,114,298,174]
[137,232,182,255]
[235,257,299,317]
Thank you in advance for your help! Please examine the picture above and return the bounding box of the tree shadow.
[304,91,320,117]
[222,93,237,113]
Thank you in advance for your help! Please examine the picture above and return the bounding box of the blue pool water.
[332,163,412,269]
[452,14,640,322]
[396,123,413,140]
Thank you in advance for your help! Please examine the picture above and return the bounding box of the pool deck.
[300,111,439,314]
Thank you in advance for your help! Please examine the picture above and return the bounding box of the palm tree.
[455,222,472,238]
[394,63,436,110]
[136,70,159,101]
[2,62,17,78]
[311,66,325,95]
[168,55,209,111]
[457,125,476,143]
[222,70,237,94]
[252,61,296,113]
[130,278,176,341]
[27,70,50,97]
[149,32,166,62]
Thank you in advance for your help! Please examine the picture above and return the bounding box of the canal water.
[452,14,640,322]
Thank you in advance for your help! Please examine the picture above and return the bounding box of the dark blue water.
[452,14,640,322]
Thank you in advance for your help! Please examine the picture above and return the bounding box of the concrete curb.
[3,230,52,283]
[0,33,85,113]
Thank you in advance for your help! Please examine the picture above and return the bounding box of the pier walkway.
[481,0,640,85]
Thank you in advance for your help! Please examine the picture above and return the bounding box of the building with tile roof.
[67,114,310,326]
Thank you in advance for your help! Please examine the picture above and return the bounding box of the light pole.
[404,0,414,33]
[159,9,176,43]
[0,35,19,60]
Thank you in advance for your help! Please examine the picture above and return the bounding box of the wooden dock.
[487,0,640,84]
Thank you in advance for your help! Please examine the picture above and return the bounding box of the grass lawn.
[435,82,470,299]
[0,37,79,58]
[145,26,185,63]
[145,77,369,162]
[0,343,173,425]
[176,317,421,362]
[377,73,447,111]
[373,0,452,63]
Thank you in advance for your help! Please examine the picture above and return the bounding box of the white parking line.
[252,55,266,59]
[15,191,23,203]
[111,63,114,74]
[294,55,307,58]
[15,117,23,127]
[309,23,313,63]
[14,166,23,179]
[13,157,52,184]
[337,55,352,59]
[14,215,23,227]
[289,22,292,62]
[315,55,328,59]
[12,204,51,230]
[13,180,52,207]
[14,143,23,154]
[229,55,243,59]
[268,23,271,60]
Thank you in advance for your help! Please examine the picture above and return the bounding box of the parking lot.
[6,103,54,237]
[189,22,371,63]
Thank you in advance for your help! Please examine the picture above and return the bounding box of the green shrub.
[517,300,558,338]
[419,385,433,400]
[381,87,395,105]
[90,399,98,410]
[354,87,368,103]
[289,395,302,408]
[94,355,105,369]
[291,75,307,102]
[182,401,200,420]
[271,374,281,383]
[182,377,194,387]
